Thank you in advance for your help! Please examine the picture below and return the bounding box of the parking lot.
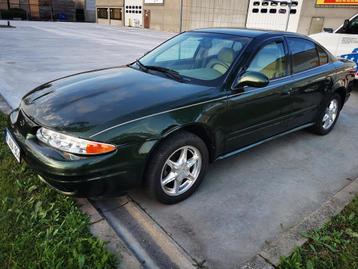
[1,21,358,268]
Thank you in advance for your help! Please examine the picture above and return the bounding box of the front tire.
[310,93,342,135]
[145,131,209,204]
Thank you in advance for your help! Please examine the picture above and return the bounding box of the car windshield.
[137,32,251,84]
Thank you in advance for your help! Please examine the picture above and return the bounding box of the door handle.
[324,76,333,86]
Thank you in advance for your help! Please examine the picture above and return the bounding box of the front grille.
[14,110,39,137]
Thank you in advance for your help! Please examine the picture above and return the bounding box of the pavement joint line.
[257,178,358,267]
[101,200,130,213]
[89,217,105,225]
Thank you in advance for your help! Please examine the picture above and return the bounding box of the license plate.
[5,129,21,163]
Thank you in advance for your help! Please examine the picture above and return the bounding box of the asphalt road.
[1,21,358,268]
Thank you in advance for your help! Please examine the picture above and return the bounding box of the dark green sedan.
[6,28,356,204]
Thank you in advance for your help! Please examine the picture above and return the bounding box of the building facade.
[0,0,95,21]
[95,0,358,34]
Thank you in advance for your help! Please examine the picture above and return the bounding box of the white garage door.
[124,0,143,27]
[246,0,303,32]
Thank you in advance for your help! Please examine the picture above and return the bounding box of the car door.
[224,38,293,153]
[284,37,335,128]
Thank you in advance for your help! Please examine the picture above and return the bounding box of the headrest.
[218,48,234,64]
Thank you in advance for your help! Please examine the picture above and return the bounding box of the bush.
[0,8,27,20]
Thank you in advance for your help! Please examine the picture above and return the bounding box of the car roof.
[192,27,305,39]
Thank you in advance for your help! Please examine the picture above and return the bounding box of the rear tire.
[145,131,209,204]
[310,93,342,135]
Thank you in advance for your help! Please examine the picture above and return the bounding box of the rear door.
[284,37,336,128]
[224,37,293,153]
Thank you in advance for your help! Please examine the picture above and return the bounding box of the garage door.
[246,0,303,32]
[124,0,143,27]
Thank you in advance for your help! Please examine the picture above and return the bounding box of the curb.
[91,196,196,269]
[77,198,143,269]
[240,178,358,268]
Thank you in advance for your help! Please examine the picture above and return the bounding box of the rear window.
[287,37,319,74]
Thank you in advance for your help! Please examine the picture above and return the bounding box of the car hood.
[21,66,215,138]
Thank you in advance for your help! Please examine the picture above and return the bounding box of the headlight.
[36,127,116,155]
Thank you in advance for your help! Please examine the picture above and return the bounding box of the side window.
[155,37,200,62]
[337,16,358,34]
[246,41,287,80]
[317,45,328,65]
[287,38,319,73]
[347,16,358,34]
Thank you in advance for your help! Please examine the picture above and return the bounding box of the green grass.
[0,113,117,269]
[278,195,358,269]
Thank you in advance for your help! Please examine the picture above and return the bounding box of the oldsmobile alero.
[5,28,356,204]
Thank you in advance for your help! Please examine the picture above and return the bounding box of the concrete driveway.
[1,21,358,268]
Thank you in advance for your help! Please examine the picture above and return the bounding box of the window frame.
[243,36,290,82]
[97,8,108,19]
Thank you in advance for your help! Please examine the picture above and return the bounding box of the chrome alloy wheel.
[160,145,202,196]
[322,99,339,130]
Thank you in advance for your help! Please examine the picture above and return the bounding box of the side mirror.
[323,27,333,33]
[233,71,269,90]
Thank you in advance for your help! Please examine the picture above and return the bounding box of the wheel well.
[179,124,215,162]
[142,124,216,184]
[334,87,346,109]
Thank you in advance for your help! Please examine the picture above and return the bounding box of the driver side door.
[224,38,293,154]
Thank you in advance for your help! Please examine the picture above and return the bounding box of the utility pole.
[179,0,183,32]
[49,0,54,21]
[7,0,10,26]
[284,0,292,31]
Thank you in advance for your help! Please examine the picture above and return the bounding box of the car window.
[347,15,358,34]
[317,45,328,65]
[246,41,287,80]
[337,15,358,35]
[287,37,319,74]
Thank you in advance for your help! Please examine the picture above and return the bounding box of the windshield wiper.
[134,60,148,71]
[134,60,185,82]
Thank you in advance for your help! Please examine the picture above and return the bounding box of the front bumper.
[6,111,144,197]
